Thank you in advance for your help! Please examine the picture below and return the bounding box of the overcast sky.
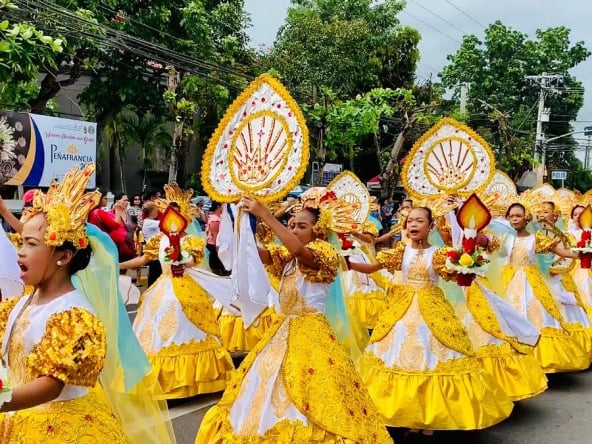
[244,0,592,158]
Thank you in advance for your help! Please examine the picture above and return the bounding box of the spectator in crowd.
[206,201,230,276]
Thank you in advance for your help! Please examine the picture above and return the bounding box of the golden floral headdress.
[292,187,359,240]
[154,182,194,222]
[25,163,101,249]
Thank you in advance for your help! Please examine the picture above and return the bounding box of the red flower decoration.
[307,368,315,375]
[577,240,587,248]
[49,232,57,241]
[582,231,591,242]
[447,250,458,261]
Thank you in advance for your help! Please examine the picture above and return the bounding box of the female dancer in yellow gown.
[349,206,514,431]
[120,186,234,399]
[196,194,392,444]
[0,164,175,443]
[494,202,590,373]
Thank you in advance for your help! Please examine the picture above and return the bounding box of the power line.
[400,10,462,45]
[443,0,486,29]
[410,0,469,37]
[13,0,254,85]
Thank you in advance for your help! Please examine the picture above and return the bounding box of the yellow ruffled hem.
[0,389,127,443]
[534,328,591,373]
[357,354,513,430]
[195,406,392,444]
[218,308,279,353]
[147,341,234,399]
[347,290,386,330]
[476,344,548,401]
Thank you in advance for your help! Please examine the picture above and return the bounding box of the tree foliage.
[440,22,590,183]
[266,0,420,100]
[0,1,64,110]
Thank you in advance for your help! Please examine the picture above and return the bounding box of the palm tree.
[116,108,172,191]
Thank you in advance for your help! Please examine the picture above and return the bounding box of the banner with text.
[0,111,96,187]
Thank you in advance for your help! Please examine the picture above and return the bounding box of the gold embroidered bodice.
[406,252,433,290]
[7,305,33,386]
[278,260,320,317]
[510,237,531,266]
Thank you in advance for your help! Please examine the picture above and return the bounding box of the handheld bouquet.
[159,206,191,277]
[446,193,492,286]
[337,233,363,257]
[572,205,592,268]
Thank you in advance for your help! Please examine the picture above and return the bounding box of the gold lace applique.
[432,247,456,281]
[143,233,163,262]
[376,242,405,274]
[171,275,220,336]
[182,235,205,264]
[7,305,33,386]
[0,297,20,352]
[283,315,393,443]
[297,240,338,284]
[361,220,379,237]
[406,249,433,289]
[237,324,288,436]
[266,243,293,280]
[28,308,106,387]
[157,301,179,344]
[535,231,559,254]
[277,265,320,318]
[510,237,531,266]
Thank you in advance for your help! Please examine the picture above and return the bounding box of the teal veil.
[72,224,176,444]
[325,232,369,361]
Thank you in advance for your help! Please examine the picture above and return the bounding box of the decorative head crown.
[155,182,194,221]
[292,187,359,239]
[25,163,101,249]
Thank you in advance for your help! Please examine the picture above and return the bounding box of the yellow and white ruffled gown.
[0,291,127,443]
[451,277,548,400]
[497,232,590,372]
[343,222,391,330]
[196,240,393,444]
[357,243,514,430]
[133,234,234,398]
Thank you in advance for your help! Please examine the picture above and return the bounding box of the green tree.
[440,22,590,182]
[266,0,420,100]
[0,1,64,110]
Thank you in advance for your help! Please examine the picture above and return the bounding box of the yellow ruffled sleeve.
[0,297,20,350]
[266,243,293,279]
[432,247,455,281]
[182,235,205,264]
[297,240,339,284]
[361,221,379,238]
[143,233,162,261]
[535,231,559,254]
[28,307,107,387]
[256,221,275,246]
[376,242,405,274]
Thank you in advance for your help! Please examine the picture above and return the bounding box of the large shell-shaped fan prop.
[327,171,370,225]
[402,118,495,199]
[484,170,517,202]
[201,74,309,203]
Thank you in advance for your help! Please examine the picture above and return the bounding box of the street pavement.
[126,298,592,444]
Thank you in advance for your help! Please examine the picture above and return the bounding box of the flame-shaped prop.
[456,193,491,254]
[579,205,592,230]
[159,206,189,276]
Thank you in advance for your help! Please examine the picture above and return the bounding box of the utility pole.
[459,83,469,114]
[525,73,564,183]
